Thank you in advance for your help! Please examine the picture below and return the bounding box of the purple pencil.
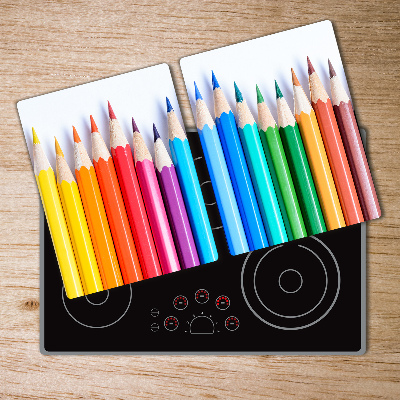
[153,124,200,269]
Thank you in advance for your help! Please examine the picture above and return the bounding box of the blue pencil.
[212,72,268,251]
[234,82,288,245]
[167,98,218,264]
[194,82,249,256]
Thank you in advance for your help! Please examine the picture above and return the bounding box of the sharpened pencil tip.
[72,126,81,143]
[211,71,220,90]
[153,123,160,142]
[166,97,173,112]
[54,137,64,157]
[90,115,99,133]
[256,85,264,104]
[291,68,301,86]
[108,101,117,119]
[132,117,140,133]
[328,59,336,78]
[32,128,40,144]
[194,81,203,101]
[234,82,243,103]
[307,57,315,75]
[275,81,283,99]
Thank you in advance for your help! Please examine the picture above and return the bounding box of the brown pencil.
[328,59,381,221]
[308,57,364,226]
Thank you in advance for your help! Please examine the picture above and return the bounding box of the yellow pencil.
[32,129,83,299]
[55,137,103,295]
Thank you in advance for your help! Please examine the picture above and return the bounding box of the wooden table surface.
[1,0,399,398]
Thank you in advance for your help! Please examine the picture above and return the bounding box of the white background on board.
[180,21,351,124]
[17,63,184,171]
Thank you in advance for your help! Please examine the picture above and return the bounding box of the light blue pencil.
[194,82,249,256]
[234,82,288,245]
[212,72,268,251]
[167,98,218,265]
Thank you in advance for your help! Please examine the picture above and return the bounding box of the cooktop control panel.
[150,289,239,334]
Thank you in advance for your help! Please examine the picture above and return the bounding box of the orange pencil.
[308,57,364,226]
[292,68,345,230]
[90,115,143,284]
[73,127,123,290]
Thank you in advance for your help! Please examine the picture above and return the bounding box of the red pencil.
[91,115,143,284]
[132,119,180,275]
[108,102,162,279]
[328,60,381,221]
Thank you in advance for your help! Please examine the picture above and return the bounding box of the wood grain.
[1,0,399,398]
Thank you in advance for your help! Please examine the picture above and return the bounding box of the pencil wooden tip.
[54,137,64,157]
[194,81,203,101]
[72,126,81,143]
[307,57,315,75]
[166,97,173,112]
[132,117,140,133]
[153,123,160,142]
[328,59,336,78]
[32,128,40,144]
[291,68,301,86]
[108,101,117,119]
[90,115,99,133]
[256,85,264,104]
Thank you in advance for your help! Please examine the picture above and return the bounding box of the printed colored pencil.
[328,59,379,221]
[194,82,249,255]
[256,85,307,240]
[32,129,83,299]
[91,115,143,284]
[154,124,200,269]
[108,103,162,279]
[212,72,268,250]
[234,82,288,245]
[308,57,364,226]
[255,86,294,242]
[275,81,326,235]
[55,138,103,295]
[73,127,123,290]
[167,98,218,264]
[292,68,346,230]
[132,119,180,274]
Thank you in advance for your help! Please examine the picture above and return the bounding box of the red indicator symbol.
[195,289,209,304]
[225,316,239,331]
[216,295,230,310]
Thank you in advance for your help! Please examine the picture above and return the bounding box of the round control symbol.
[225,316,239,331]
[174,295,188,310]
[150,308,159,317]
[195,289,209,304]
[151,323,159,332]
[216,295,230,310]
[164,316,179,331]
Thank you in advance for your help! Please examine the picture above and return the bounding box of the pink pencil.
[132,118,180,274]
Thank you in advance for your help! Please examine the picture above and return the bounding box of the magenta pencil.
[153,124,200,269]
[132,119,180,274]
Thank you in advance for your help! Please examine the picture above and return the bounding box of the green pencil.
[275,81,326,235]
[256,85,307,240]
